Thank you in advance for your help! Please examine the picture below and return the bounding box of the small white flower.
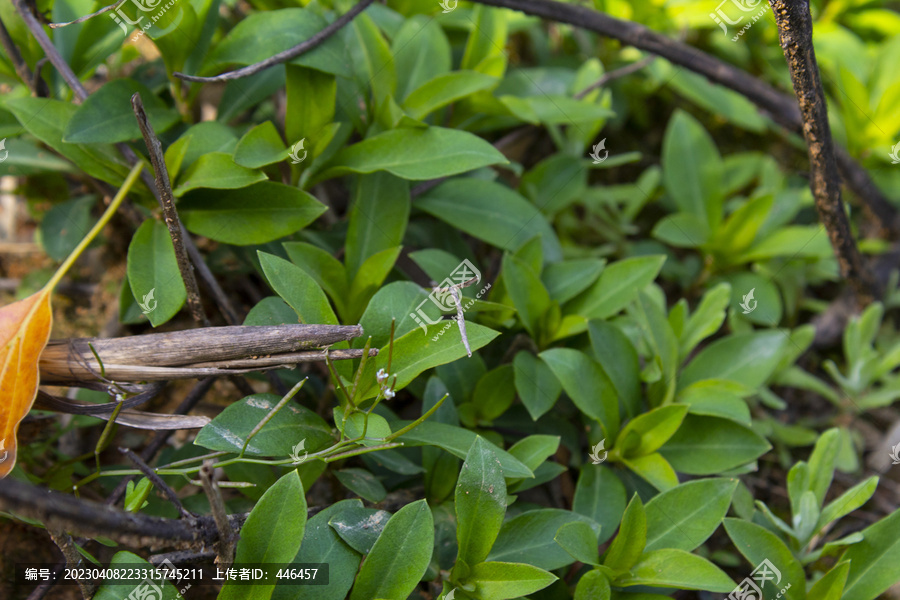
[383,388,395,400]
[376,368,389,384]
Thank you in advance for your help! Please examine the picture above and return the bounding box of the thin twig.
[11,0,89,101]
[46,527,95,599]
[120,447,195,520]
[48,0,123,28]
[574,54,656,99]
[0,15,41,95]
[0,478,247,548]
[173,0,375,83]
[469,0,897,234]
[768,0,878,301]
[199,461,236,570]
[132,93,209,327]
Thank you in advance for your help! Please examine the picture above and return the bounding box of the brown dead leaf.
[0,291,53,478]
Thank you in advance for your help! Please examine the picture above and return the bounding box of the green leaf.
[173,152,266,196]
[349,500,433,600]
[194,393,333,457]
[329,506,390,554]
[233,121,289,169]
[818,476,878,528]
[841,508,900,600]
[461,4,508,75]
[322,126,506,180]
[661,110,723,229]
[346,12,395,103]
[555,521,600,565]
[502,253,552,340]
[645,478,737,552]
[6,97,130,184]
[403,71,498,119]
[724,519,806,600]
[179,182,326,245]
[807,427,840,507]
[543,258,606,304]
[467,561,557,600]
[456,437,507,565]
[588,320,641,419]
[661,415,770,475]
[0,137,75,176]
[679,330,789,390]
[603,494,646,574]
[567,255,666,320]
[208,7,350,77]
[471,364,516,423]
[652,212,710,248]
[335,469,386,503]
[126,219,186,327]
[487,509,601,570]
[285,64,336,144]
[220,471,307,600]
[574,570,611,600]
[392,16,450,101]
[63,79,179,144]
[258,252,338,325]
[513,351,562,420]
[621,452,680,492]
[283,241,349,314]
[614,549,734,592]
[347,246,402,320]
[39,196,97,261]
[370,321,500,394]
[417,178,562,262]
[679,282,730,358]
[273,500,362,600]
[507,435,560,473]
[540,348,619,435]
[396,422,532,479]
[500,95,615,126]
[345,173,410,280]
[807,560,849,600]
[616,405,688,459]
[573,467,627,545]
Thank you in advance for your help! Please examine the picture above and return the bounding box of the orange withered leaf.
[0,162,144,479]
[0,291,53,478]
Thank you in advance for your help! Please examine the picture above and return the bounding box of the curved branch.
[173,0,375,83]
[470,0,897,233]
[47,1,123,28]
[767,0,877,300]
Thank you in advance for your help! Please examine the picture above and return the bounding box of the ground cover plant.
[1,0,900,598]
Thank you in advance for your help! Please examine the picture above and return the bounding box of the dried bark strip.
[39,324,368,384]
[768,0,877,301]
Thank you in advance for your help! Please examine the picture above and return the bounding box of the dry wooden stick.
[768,0,878,302]
[132,93,209,327]
[199,461,235,569]
[0,477,248,549]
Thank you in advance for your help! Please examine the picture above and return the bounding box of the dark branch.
[199,461,235,569]
[0,478,247,549]
[132,93,209,327]
[575,54,656,99]
[768,0,877,301]
[121,447,196,520]
[173,0,375,83]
